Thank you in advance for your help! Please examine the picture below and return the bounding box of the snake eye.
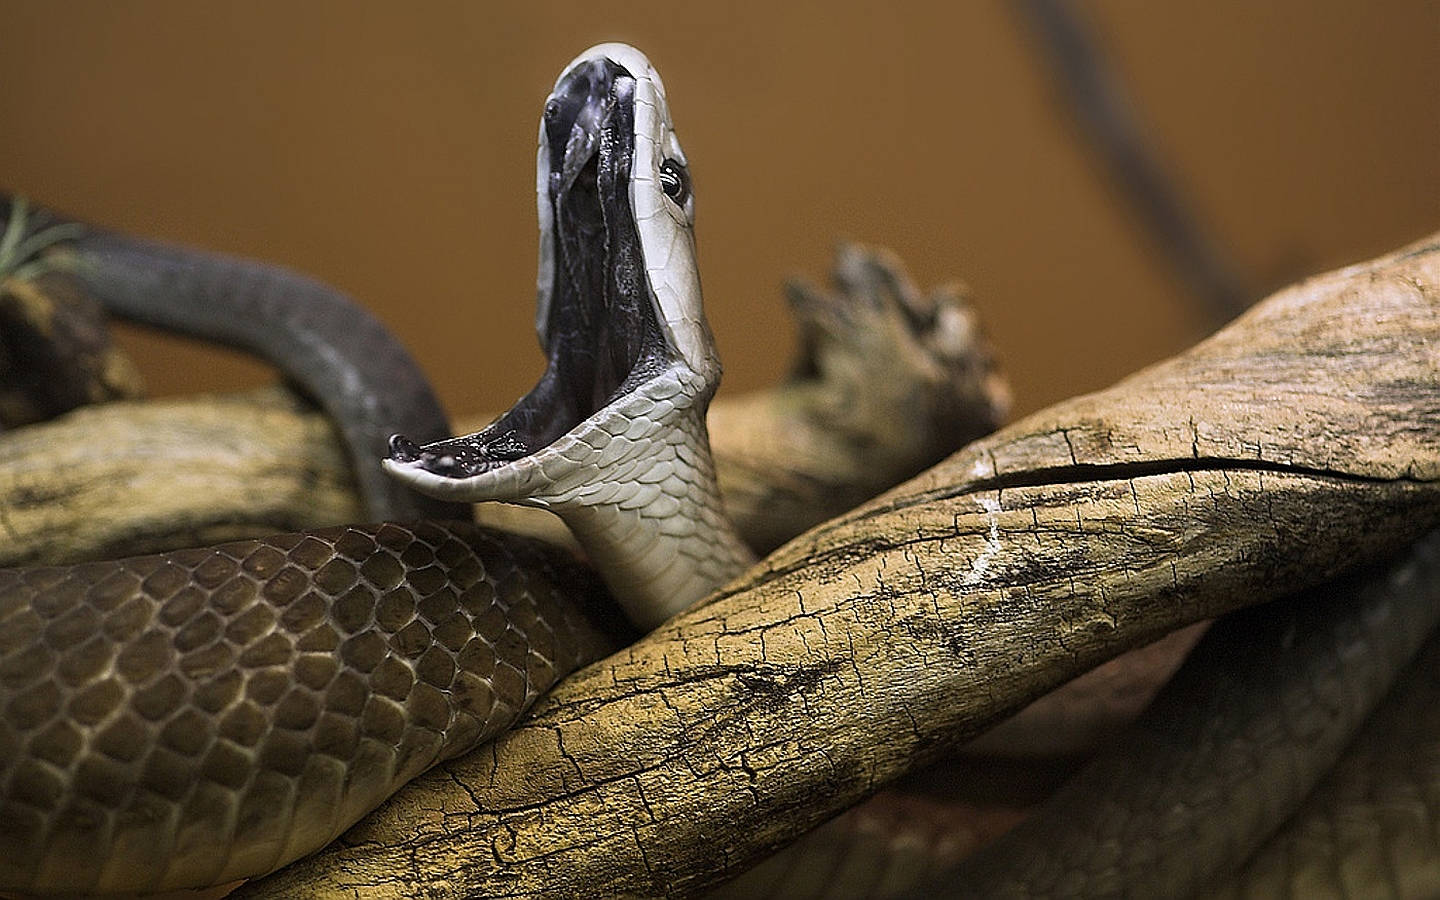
[659,159,690,206]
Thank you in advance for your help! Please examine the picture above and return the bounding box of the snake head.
[384,44,753,628]
[383,43,719,510]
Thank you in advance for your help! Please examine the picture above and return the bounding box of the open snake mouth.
[388,57,671,481]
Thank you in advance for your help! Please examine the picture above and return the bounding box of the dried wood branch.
[0,388,363,567]
[0,271,144,428]
[238,237,1440,897]
[0,245,1005,571]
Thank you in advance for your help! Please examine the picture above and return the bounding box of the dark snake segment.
[936,530,1440,897]
[0,193,461,524]
[1209,615,1440,898]
[0,521,616,895]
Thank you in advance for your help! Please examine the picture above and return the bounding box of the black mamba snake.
[1,43,713,894]
[2,41,1437,898]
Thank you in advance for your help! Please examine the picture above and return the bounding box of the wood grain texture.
[936,530,1440,897]
[0,387,363,569]
[232,239,1440,897]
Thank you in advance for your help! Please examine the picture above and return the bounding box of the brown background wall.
[2,2,1436,420]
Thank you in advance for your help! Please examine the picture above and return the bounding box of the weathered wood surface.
[941,529,1440,898]
[707,244,1008,553]
[0,388,364,567]
[0,244,1006,571]
[236,238,1440,897]
[715,533,1440,899]
[0,271,144,428]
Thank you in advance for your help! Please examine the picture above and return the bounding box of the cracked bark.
[235,236,1440,897]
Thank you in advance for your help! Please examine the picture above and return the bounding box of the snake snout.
[386,432,469,476]
[387,433,422,462]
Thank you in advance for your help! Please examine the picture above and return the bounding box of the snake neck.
[517,366,754,629]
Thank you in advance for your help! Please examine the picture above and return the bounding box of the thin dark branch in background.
[1015,0,1254,324]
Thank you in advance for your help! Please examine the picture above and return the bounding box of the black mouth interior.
[390,58,670,478]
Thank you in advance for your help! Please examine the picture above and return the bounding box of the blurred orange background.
[2,1,1436,420]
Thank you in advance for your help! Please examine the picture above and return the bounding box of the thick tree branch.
[0,388,363,567]
[240,237,1440,898]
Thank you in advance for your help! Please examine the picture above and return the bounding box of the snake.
[383,43,754,628]
[0,43,753,894]
[1,40,1435,898]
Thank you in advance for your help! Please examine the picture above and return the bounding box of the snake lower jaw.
[383,362,702,502]
[381,453,541,505]
[384,364,750,628]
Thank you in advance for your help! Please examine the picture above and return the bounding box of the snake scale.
[2,40,1436,898]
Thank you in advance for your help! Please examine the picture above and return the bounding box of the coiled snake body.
[1,44,738,894]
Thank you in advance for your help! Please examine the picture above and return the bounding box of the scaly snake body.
[0,523,614,892]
